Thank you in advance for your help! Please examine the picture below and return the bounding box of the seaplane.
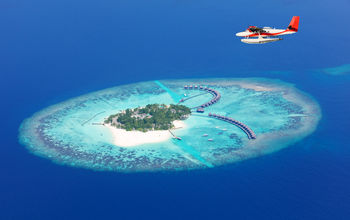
[236,16,300,44]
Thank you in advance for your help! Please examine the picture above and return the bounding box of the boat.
[208,139,213,141]
[202,134,208,137]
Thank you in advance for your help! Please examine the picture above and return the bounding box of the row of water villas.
[208,113,257,140]
[183,85,221,111]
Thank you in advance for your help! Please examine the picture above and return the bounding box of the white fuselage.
[235,27,297,44]
[236,27,296,38]
[236,27,296,37]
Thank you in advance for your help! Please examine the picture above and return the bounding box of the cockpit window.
[248,26,265,33]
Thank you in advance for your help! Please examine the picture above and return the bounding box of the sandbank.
[106,120,186,147]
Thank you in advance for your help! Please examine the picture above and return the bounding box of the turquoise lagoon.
[18,78,321,172]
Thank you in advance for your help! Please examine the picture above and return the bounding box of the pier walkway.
[81,111,106,126]
[180,85,221,110]
[208,113,256,139]
[168,130,182,140]
[177,92,208,104]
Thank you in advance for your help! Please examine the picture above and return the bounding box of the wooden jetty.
[169,130,182,140]
[208,113,256,139]
[181,85,221,109]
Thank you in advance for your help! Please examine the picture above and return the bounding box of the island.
[18,78,321,172]
[104,104,191,132]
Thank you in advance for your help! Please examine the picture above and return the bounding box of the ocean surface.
[1,0,350,219]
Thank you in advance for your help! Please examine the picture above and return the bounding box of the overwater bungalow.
[197,108,205,113]
[208,113,256,139]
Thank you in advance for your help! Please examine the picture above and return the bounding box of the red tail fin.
[287,16,300,31]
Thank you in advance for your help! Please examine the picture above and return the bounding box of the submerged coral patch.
[318,64,350,75]
[18,78,321,172]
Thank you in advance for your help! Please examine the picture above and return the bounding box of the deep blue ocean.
[1,0,350,219]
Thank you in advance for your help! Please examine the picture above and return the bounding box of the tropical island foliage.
[104,104,191,132]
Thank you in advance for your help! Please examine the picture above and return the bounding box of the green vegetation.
[104,104,191,132]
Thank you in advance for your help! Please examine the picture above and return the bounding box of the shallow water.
[19,78,321,172]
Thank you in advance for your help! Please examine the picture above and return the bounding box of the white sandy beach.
[106,120,186,147]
